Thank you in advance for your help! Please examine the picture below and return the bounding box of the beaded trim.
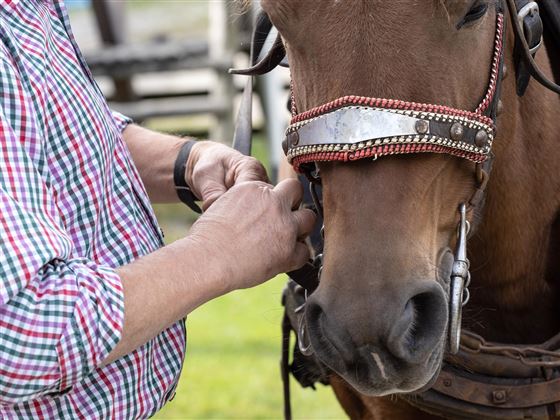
[290,136,489,170]
[287,13,504,172]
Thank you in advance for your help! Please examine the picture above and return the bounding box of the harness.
[230,0,560,418]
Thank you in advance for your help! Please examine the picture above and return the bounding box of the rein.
[229,1,560,419]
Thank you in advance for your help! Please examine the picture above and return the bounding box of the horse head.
[263,0,505,395]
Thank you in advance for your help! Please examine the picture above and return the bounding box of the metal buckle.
[448,204,471,354]
[517,1,542,56]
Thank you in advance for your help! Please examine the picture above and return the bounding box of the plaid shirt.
[0,1,186,418]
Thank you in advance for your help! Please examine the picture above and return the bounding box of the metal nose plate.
[293,107,426,147]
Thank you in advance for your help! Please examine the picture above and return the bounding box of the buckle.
[517,1,542,55]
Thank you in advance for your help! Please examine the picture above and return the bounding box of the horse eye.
[457,2,489,29]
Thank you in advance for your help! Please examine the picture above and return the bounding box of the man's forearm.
[122,124,187,203]
[101,179,315,366]
[103,237,230,365]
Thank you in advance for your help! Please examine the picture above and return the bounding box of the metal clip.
[517,1,542,56]
[448,203,471,354]
[297,318,314,356]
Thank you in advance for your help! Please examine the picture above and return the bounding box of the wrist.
[174,140,202,213]
[185,140,212,190]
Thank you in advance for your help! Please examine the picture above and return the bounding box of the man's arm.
[122,124,268,208]
[104,179,315,364]
[0,105,315,403]
[121,124,184,203]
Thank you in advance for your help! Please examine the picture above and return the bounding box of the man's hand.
[187,141,269,211]
[188,178,316,290]
[123,125,268,205]
[106,177,316,364]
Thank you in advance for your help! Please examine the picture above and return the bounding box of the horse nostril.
[304,298,357,366]
[387,286,447,364]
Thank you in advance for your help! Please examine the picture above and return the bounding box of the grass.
[149,134,347,419]
[152,276,346,419]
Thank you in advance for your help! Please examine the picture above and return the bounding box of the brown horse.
[259,0,560,418]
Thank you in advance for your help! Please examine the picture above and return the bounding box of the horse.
[237,0,560,418]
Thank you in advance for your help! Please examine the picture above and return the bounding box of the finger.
[292,208,317,240]
[235,158,270,184]
[273,178,304,210]
[289,241,312,272]
[199,181,227,211]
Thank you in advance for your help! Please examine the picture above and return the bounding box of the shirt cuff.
[112,110,133,133]
[55,260,124,393]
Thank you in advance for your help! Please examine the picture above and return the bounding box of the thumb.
[199,180,228,211]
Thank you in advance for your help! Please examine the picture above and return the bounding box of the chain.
[460,331,560,368]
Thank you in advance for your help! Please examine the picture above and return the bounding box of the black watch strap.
[173,141,202,214]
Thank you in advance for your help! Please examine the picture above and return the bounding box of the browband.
[285,12,504,173]
[286,101,495,171]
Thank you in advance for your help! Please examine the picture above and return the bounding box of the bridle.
[229,0,560,418]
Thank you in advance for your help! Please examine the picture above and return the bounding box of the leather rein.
[229,0,560,419]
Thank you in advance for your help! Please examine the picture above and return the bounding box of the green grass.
[150,134,347,419]
[152,276,347,419]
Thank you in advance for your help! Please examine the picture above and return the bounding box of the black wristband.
[173,140,202,213]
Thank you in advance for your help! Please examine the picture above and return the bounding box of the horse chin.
[335,342,443,397]
[305,313,446,397]
[331,343,445,397]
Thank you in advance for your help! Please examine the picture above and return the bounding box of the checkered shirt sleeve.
[0,1,185,417]
[112,110,133,133]
[0,53,124,405]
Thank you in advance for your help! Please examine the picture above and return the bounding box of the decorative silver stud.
[475,130,488,147]
[502,65,508,80]
[450,122,464,141]
[288,131,299,147]
[415,120,429,135]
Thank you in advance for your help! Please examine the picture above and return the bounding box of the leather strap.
[514,0,543,95]
[230,11,287,159]
[281,310,293,420]
[508,0,560,95]
[229,12,286,77]
[229,11,322,294]
[173,140,202,214]
[431,370,560,410]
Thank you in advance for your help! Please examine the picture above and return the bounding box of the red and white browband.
[286,13,504,172]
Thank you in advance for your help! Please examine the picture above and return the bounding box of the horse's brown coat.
[261,0,560,417]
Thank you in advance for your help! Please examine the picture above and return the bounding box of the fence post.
[208,1,236,142]
[91,0,136,102]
